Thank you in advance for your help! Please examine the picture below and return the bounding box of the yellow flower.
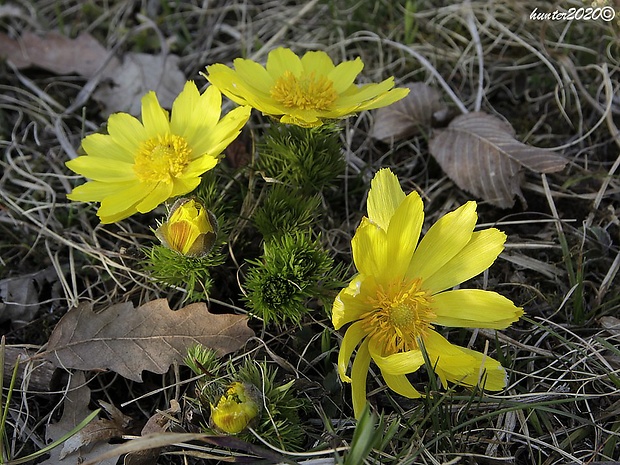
[333,168,524,419]
[203,47,409,128]
[155,198,217,256]
[210,382,261,434]
[66,81,251,223]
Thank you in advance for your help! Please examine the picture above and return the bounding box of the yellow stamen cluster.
[270,71,338,110]
[134,134,192,183]
[362,279,435,354]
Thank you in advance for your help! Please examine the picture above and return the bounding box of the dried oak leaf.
[429,111,568,208]
[370,83,446,142]
[44,299,254,382]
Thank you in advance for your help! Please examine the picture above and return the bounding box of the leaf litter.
[0,30,185,116]
[42,371,123,465]
[43,299,254,382]
[429,111,568,208]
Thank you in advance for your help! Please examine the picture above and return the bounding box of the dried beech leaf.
[429,112,568,208]
[44,299,254,382]
[0,31,119,77]
[371,83,445,142]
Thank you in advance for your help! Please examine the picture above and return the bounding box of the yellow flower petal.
[266,47,302,77]
[336,78,397,108]
[106,112,145,155]
[337,320,366,383]
[136,181,173,213]
[422,229,506,293]
[366,168,406,231]
[422,330,477,388]
[170,81,200,137]
[170,176,201,199]
[181,156,219,180]
[351,339,372,420]
[97,182,156,223]
[352,218,387,279]
[432,289,524,329]
[203,64,252,107]
[382,373,422,399]
[331,274,371,330]
[356,85,410,111]
[65,157,136,182]
[141,91,170,139]
[456,347,507,391]
[328,58,364,94]
[191,105,252,158]
[81,133,133,162]
[368,337,425,375]
[234,58,275,91]
[66,180,136,202]
[300,50,335,75]
[385,191,424,282]
[407,201,478,282]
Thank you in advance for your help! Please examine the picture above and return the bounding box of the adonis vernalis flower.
[333,168,523,419]
[66,81,251,223]
[204,47,409,127]
[155,198,217,256]
[210,382,261,434]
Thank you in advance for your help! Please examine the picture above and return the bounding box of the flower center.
[134,134,192,183]
[270,71,338,110]
[361,278,435,355]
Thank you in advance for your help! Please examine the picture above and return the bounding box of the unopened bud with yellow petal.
[156,198,218,256]
[210,382,261,434]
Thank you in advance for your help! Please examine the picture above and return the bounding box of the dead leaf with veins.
[429,111,568,208]
[44,299,254,382]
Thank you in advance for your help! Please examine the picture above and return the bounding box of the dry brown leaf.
[60,400,132,458]
[92,52,186,116]
[0,30,186,117]
[600,316,620,336]
[42,372,121,465]
[429,111,568,208]
[44,299,254,382]
[124,400,182,465]
[0,31,119,77]
[370,83,446,142]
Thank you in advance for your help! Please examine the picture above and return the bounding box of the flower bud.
[210,382,261,434]
[156,198,218,256]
